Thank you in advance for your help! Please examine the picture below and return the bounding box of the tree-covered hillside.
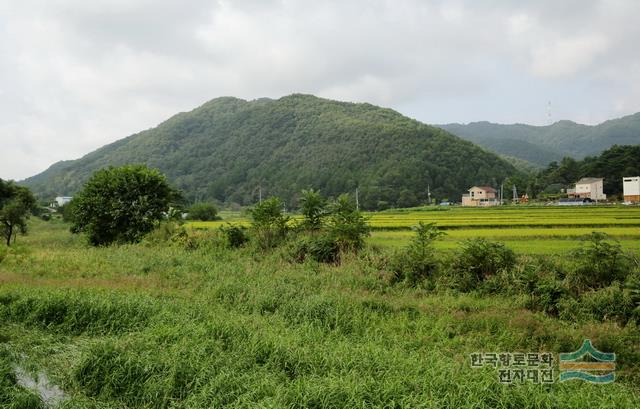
[22,95,518,209]
[439,113,640,167]
[532,145,640,198]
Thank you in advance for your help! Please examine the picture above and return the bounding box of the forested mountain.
[439,113,640,167]
[532,145,640,198]
[22,94,518,209]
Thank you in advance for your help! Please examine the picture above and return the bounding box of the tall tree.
[0,179,36,246]
[70,165,180,246]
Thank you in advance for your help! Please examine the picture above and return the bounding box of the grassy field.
[194,206,640,254]
[0,216,638,408]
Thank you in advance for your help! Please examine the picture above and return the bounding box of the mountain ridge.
[438,112,640,167]
[21,94,518,209]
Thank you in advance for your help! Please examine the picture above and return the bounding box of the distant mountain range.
[21,95,517,209]
[438,113,640,167]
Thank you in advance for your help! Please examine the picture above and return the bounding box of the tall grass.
[0,219,638,407]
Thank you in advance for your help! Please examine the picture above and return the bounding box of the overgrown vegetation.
[1,213,639,407]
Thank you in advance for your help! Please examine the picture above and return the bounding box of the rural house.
[568,177,606,201]
[53,196,73,207]
[623,176,640,203]
[462,186,499,207]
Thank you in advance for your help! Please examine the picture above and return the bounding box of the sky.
[1,0,640,181]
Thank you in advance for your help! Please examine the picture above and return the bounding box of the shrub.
[391,222,444,286]
[250,197,289,249]
[299,189,327,230]
[527,277,570,316]
[145,221,182,244]
[454,238,516,282]
[326,194,369,252]
[289,233,340,264]
[567,232,633,291]
[625,271,640,321]
[220,224,249,248]
[578,284,636,324]
[186,202,218,221]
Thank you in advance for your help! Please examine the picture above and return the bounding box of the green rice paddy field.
[194,206,640,254]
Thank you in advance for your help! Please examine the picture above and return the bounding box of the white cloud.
[1,0,639,180]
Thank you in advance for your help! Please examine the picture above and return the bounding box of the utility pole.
[500,182,504,205]
[427,184,431,205]
[355,188,359,211]
[512,185,518,204]
[259,185,262,204]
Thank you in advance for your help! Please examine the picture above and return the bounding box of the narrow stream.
[13,365,66,407]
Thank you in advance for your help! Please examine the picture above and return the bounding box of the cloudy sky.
[1,0,639,180]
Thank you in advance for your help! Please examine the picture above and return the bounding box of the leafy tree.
[187,202,218,221]
[70,165,180,246]
[250,197,289,249]
[326,194,369,251]
[0,179,36,246]
[299,189,326,230]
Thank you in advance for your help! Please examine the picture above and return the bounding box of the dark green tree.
[0,180,36,246]
[70,165,180,245]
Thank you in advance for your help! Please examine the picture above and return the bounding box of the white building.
[623,176,640,203]
[570,178,606,201]
[53,196,73,207]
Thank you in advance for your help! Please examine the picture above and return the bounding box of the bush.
[568,232,633,291]
[70,165,181,246]
[454,238,516,283]
[250,197,289,249]
[186,202,218,221]
[145,221,183,244]
[579,284,636,324]
[289,233,340,264]
[527,277,570,316]
[326,194,369,252]
[220,224,249,248]
[299,189,327,230]
[390,222,444,286]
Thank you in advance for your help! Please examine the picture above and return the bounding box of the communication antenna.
[547,100,552,125]
[512,185,518,204]
[355,187,360,211]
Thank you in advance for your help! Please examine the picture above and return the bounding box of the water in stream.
[13,365,66,407]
